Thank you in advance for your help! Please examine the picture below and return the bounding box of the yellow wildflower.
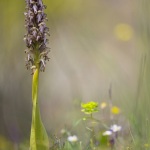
[114,23,133,41]
[111,106,120,114]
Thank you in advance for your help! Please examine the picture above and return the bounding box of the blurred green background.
[0,0,149,149]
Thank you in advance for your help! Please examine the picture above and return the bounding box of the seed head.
[24,0,50,73]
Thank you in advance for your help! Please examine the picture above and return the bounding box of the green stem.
[30,52,49,150]
[32,67,39,105]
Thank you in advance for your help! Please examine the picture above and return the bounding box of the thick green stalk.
[30,53,49,150]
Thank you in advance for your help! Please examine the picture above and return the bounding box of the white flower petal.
[67,135,78,142]
[103,130,112,136]
[110,124,122,132]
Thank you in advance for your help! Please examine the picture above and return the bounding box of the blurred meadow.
[0,0,150,149]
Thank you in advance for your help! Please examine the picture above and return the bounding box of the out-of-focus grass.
[128,0,150,149]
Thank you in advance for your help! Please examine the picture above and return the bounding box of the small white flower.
[67,135,78,142]
[103,130,112,136]
[110,124,122,132]
[103,124,122,136]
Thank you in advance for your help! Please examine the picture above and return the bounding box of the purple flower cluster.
[24,0,50,72]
